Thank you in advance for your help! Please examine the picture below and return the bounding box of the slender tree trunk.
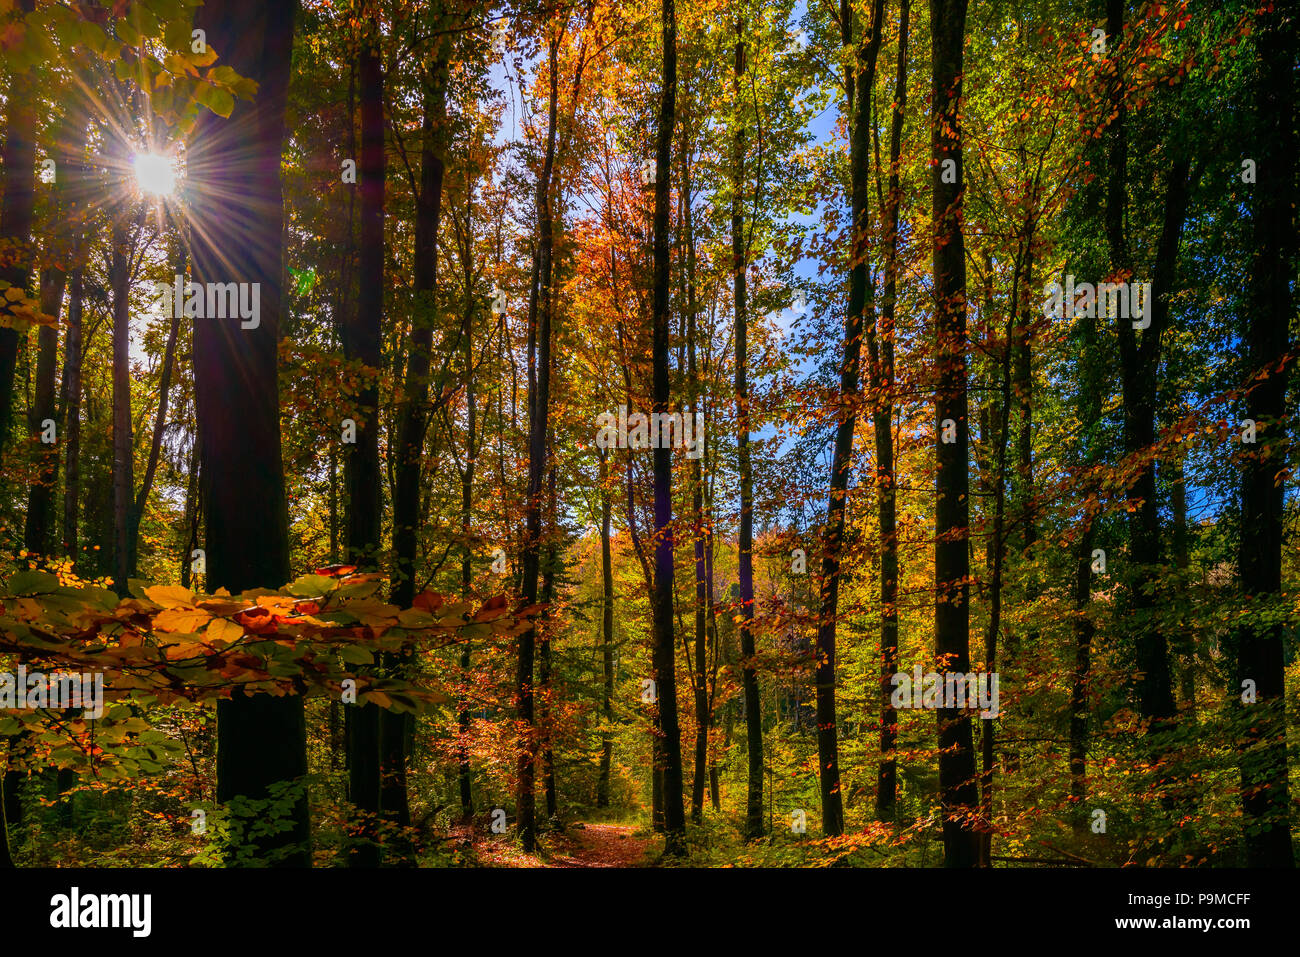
[383,59,448,867]
[540,453,559,821]
[651,0,686,854]
[23,266,65,555]
[1236,2,1295,868]
[1107,0,1180,742]
[872,0,908,822]
[190,0,307,866]
[458,193,477,822]
[930,0,979,867]
[110,212,136,596]
[391,67,447,607]
[1013,243,1036,553]
[677,136,708,824]
[1069,304,1103,824]
[705,466,721,814]
[0,0,37,464]
[179,435,200,588]
[731,22,763,840]
[815,0,885,839]
[131,284,182,570]
[25,111,78,559]
[62,264,83,562]
[597,448,615,808]
[977,253,1019,866]
[518,32,561,854]
[342,13,386,867]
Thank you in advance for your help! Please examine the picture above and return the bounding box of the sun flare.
[132,152,179,197]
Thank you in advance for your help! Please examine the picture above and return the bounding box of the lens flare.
[132,153,178,197]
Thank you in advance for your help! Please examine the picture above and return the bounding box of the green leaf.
[197,83,235,119]
[287,574,336,598]
[209,64,240,85]
[338,645,375,666]
[6,570,59,595]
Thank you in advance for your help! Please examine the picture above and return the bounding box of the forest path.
[548,823,654,868]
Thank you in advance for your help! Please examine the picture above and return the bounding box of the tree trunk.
[61,264,83,562]
[1069,308,1102,825]
[540,452,559,821]
[131,277,182,571]
[458,188,477,822]
[0,0,37,465]
[179,435,200,588]
[1107,0,1180,739]
[518,31,561,854]
[384,58,448,867]
[597,449,615,808]
[930,0,979,867]
[651,0,686,854]
[110,211,136,596]
[872,0,908,822]
[731,22,763,840]
[23,266,65,555]
[1236,2,1295,868]
[190,0,307,866]
[815,0,884,839]
[342,14,386,867]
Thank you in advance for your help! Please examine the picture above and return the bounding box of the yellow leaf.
[205,618,245,645]
[154,606,213,632]
[164,641,208,660]
[144,584,196,608]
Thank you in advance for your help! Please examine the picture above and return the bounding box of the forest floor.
[548,823,655,867]
[465,820,656,868]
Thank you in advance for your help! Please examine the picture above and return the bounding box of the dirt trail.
[549,823,653,868]
[462,820,655,868]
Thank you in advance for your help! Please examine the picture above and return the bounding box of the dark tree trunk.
[0,0,37,464]
[930,0,979,868]
[131,288,182,571]
[651,0,686,855]
[110,211,136,596]
[343,11,386,868]
[179,436,200,588]
[189,0,308,866]
[597,449,615,808]
[384,59,448,867]
[1069,310,1102,825]
[815,0,884,839]
[1106,0,1180,740]
[23,265,65,555]
[518,31,560,854]
[392,67,447,608]
[872,0,907,822]
[458,190,477,822]
[61,264,83,563]
[976,251,1020,866]
[731,22,763,840]
[1236,2,1296,868]
[540,453,559,821]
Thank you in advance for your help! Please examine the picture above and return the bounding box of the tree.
[188,0,308,866]
[731,17,763,841]
[930,0,978,868]
[0,0,37,463]
[1236,1,1295,868]
[385,25,451,865]
[518,25,561,855]
[814,0,885,840]
[344,3,386,868]
[650,0,686,854]
[871,0,908,821]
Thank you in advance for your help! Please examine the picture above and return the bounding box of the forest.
[0,0,1295,873]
